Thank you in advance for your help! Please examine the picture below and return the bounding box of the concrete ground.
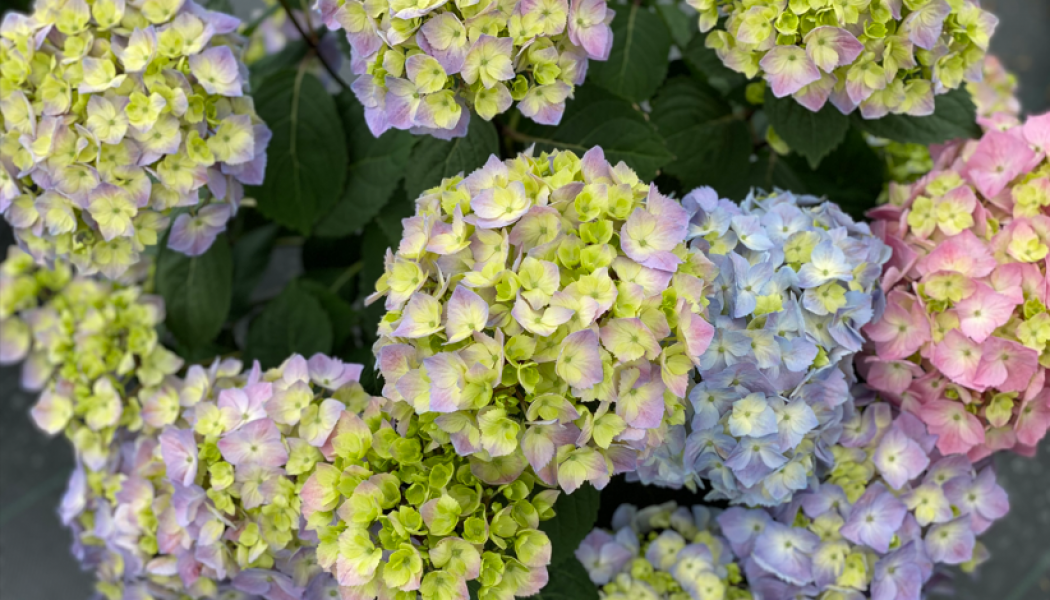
[0,0,1048,598]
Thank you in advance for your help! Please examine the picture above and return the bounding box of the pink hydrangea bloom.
[865,112,1050,457]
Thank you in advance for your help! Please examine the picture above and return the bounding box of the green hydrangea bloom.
[302,394,559,600]
[0,247,179,469]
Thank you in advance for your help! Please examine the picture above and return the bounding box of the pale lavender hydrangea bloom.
[317,0,614,137]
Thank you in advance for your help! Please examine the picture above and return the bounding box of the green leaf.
[656,3,696,49]
[315,92,418,238]
[589,4,672,103]
[298,279,358,350]
[156,233,233,348]
[682,34,746,96]
[248,39,308,91]
[765,87,849,168]
[517,85,674,181]
[404,118,499,199]
[248,69,348,235]
[245,282,333,368]
[745,149,808,194]
[851,88,981,145]
[782,128,884,219]
[532,559,598,600]
[230,224,279,318]
[650,77,753,198]
[539,484,600,565]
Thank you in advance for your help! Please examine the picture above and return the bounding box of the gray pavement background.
[1,0,1048,598]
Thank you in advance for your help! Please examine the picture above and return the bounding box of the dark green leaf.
[404,118,499,199]
[156,234,233,348]
[589,4,672,102]
[540,484,600,565]
[765,87,849,168]
[248,69,348,235]
[245,282,333,368]
[851,88,981,144]
[533,558,599,600]
[315,92,418,238]
[650,77,753,198]
[782,128,884,219]
[376,186,416,246]
[298,279,358,350]
[517,85,674,181]
[745,149,809,195]
[682,34,746,96]
[656,3,696,49]
[249,39,309,91]
[230,224,279,317]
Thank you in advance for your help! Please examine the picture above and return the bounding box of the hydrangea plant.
[580,400,1009,600]
[370,146,717,494]
[576,501,750,600]
[632,189,890,506]
[695,0,998,118]
[864,111,1050,460]
[316,0,614,137]
[0,0,271,278]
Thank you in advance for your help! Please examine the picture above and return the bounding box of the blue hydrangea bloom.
[632,189,890,506]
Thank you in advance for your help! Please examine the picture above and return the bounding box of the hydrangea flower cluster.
[581,400,1010,600]
[864,111,1050,459]
[60,354,368,600]
[698,0,998,118]
[0,0,271,278]
[576,502,749,600]
[633,189,890,506]
[370,146,718,494]
[157,354,369,597]
[301,388,560,600]
[0,247,184,470]
[720,399,1007,599]
[316,0,614,138]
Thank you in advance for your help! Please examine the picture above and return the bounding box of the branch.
[275,0,351,91]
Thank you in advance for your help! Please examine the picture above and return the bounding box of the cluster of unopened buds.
[316,0,614,137]
[371,146,718,494]
[0,0,271,278]
[695,0,998,118]
[576,502,749,600]
[864,111,1050,460]
[580,400,1008,600]
[632,189,889,506]
[302,388,560,600]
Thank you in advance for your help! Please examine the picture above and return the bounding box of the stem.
[276,0,351,91]
[329,261,364,294]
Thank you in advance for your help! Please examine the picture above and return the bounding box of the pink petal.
[760,45,822,98]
